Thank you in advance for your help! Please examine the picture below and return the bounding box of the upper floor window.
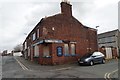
[37,29,39,38]
[32,33,36,41]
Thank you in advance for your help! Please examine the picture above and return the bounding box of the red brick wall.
[51,43,77,65]
[39,14,98,57]
[38,44,53,65]
[61,2,72,16]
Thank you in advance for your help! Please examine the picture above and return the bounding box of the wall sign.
[57,46,63,57]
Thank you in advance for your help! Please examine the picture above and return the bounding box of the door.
[92,55,100,63]
[95,55,103,63]
[106,48,112,59]
[92,53,102,63]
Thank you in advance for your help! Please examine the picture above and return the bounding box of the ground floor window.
[43,46,50,57]
[34,45,39,57]
[64,44,69,55]
[71,44,76,55]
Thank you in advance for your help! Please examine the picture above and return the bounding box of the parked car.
[78,52,105,66]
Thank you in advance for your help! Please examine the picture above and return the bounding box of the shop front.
[31,39,77,65]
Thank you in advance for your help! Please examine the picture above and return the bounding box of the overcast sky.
[0,0,119,52]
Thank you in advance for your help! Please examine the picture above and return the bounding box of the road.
[2,56,119,79]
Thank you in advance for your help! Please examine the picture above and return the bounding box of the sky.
[0,0,119,52]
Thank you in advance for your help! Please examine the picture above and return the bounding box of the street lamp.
[96,26,99,52]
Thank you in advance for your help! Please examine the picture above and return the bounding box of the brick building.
[23,1,98,65]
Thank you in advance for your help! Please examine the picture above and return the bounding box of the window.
[43,46,50,57]
[37,29,39,38]
[32,33,36,41]
[64,44,69,54]
[25,42,27,49]
[71,44,75,55]
[34,45,39,57]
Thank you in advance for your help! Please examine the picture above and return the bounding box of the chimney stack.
[61,0,72,16]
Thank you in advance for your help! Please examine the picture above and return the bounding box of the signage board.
[57,46,63,57]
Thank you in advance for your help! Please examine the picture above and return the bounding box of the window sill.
[33,56,39,58]
[64,54,77,57]
[43,56,52,58]
[64,54,70,57]
[71,54,76,56]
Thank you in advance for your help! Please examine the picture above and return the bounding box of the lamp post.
[96,26,99,51]
[96,26,99,30]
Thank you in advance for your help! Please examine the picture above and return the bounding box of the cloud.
[0,0,119,51]
[72,1,118,33]
[25,2,59,28]
[119,1,120,31]
[0,2,29,51]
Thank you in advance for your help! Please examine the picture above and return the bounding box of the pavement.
[15,56,79,71]
[2,56,119,79]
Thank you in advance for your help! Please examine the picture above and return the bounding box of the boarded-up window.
[64,44,69,54]
[71,44,75,54]
[43,46,50,57]
[34,45,39,57]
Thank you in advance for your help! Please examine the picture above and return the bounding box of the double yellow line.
[104,69,118,80]
[15,58,29,70]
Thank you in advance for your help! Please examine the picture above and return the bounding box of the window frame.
[32,33,36,41]
[71,44,76,55]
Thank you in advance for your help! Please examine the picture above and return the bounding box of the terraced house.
[23,1,98,65]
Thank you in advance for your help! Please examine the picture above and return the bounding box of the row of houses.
[22,1,120,65]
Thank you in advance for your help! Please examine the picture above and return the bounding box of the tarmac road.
[2,56,119,79]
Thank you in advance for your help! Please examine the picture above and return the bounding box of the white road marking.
[15,58,29,70]
[104,69,118,80]
[50,67,71,71]
[107,69,118,78]
[104,73,108,79]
